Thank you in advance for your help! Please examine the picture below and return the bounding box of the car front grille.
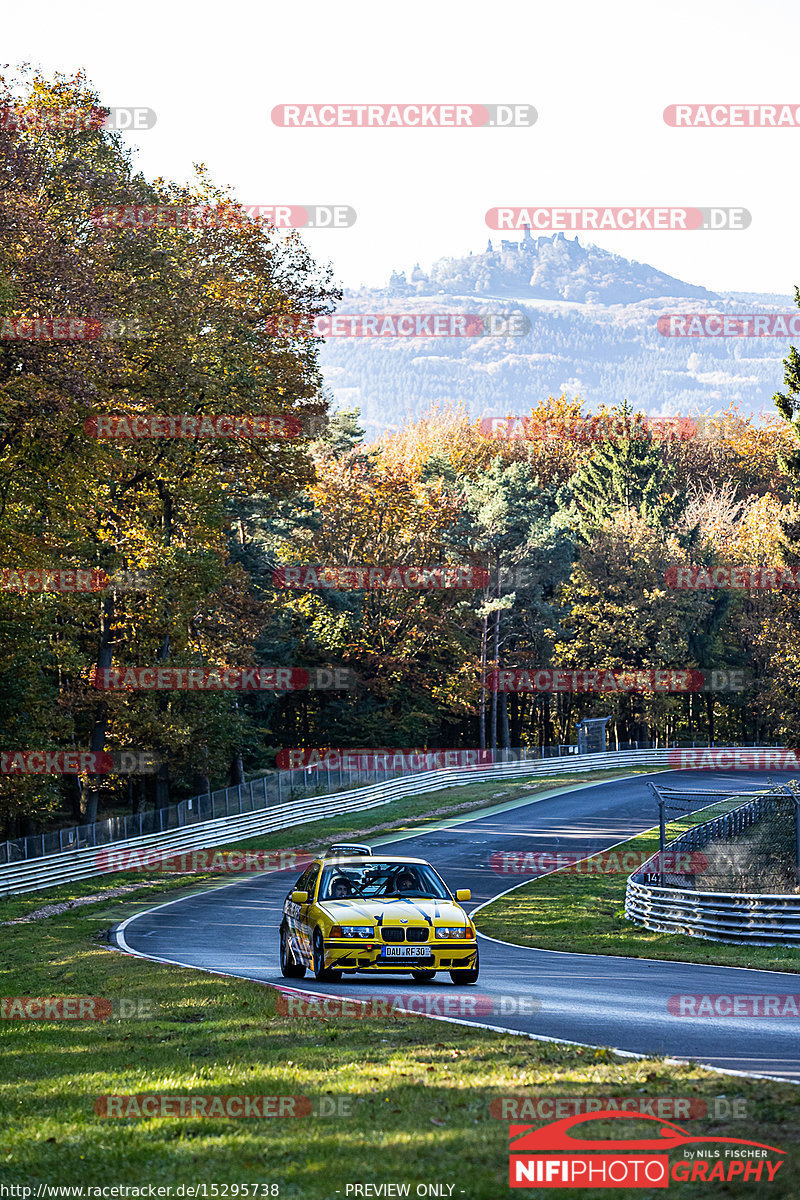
[380,926,429,943]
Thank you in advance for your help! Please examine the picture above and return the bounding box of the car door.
[288,862,320,963]
[285,864,314,963]
[297,863,322,961]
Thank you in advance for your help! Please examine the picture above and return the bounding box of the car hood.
[318,897,468,926]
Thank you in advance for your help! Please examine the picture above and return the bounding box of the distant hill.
[319,234,795,439]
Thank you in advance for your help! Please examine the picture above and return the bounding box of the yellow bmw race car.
[279,850,479,984]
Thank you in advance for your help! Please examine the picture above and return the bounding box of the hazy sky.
[4,0,799,295]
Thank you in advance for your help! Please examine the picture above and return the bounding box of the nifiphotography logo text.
[508,1110,785,1188]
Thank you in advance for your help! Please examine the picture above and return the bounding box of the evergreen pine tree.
[311,407,366,457]
[773,294,800,561]
[566,401,689,538]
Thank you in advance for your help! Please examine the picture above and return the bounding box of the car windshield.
[319,861,450,901]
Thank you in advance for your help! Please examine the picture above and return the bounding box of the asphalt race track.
[114,769,800,1083]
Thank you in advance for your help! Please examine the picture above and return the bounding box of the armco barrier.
[0,748,673,896]
[0,746,790,898]
[626,879,800,945]
[626,785,800,946]
[1,745,567,864]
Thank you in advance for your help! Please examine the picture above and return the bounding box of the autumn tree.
[0,69,338,830]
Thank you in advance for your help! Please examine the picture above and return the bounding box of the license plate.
[381,945,428,957]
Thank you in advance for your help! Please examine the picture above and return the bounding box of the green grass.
[0,891,798,1196]
[476,798,800,973]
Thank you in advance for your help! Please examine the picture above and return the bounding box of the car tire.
[280,925,306,978]
[411,970,436,982]
[449,946,479,984]
[313,928,342,983]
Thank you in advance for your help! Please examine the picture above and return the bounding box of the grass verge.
[0,890,798,1196]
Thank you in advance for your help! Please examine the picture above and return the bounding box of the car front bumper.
[324,939,478,972]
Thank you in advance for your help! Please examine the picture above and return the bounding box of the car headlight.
[338,925,374,938]
[435,926,468,939]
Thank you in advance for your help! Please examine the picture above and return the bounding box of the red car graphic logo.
[510,1110,784,1154]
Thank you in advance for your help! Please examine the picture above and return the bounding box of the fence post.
[263,777,268,807]
[795,798,800,886]
[278,772,282,805]
[659,799,666,886]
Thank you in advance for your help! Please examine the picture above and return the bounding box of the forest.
[4,71,800,840]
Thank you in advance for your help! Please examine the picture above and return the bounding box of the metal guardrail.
[3,746,795,901]
[626,879,800,945]
[3,739,779,865]
[0,747,676,897]
[626,786,800,945]
[1,745,568,865]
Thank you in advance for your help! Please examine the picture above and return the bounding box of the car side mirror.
[291,890,309,904]
[455,889,471,902]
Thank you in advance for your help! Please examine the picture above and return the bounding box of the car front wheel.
[313,928,342,982]
[280,925,306,978]
[449,946,479,984]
